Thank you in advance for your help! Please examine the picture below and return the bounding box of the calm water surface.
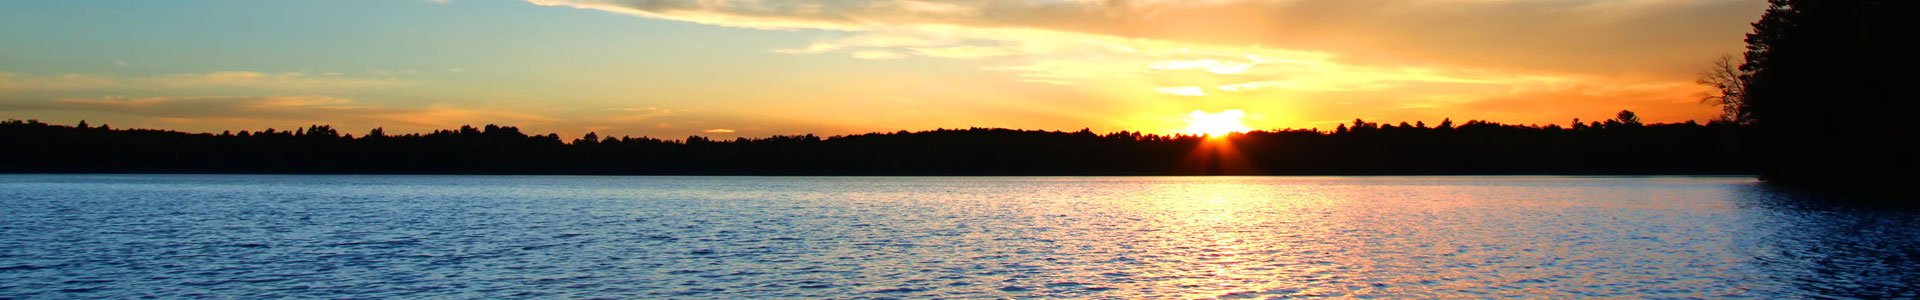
[1,175,1916,299]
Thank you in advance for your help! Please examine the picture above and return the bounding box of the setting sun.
[1181,110,1253,137]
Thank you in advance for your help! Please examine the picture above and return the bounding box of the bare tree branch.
[1697,54,1750,124]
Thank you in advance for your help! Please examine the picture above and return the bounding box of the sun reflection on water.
[1115,180,1356,298]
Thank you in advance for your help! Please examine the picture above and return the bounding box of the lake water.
[1,175,1916,299]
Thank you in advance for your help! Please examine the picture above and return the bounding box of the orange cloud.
[527,0,1761,75]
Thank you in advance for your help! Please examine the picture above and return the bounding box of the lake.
[1,175,1915,298]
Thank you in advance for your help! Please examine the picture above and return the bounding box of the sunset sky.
[1,0,1766,139]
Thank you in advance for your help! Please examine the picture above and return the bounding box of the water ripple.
[1,175,1917,298]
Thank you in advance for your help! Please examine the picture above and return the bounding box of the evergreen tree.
[1737,0,1916,188]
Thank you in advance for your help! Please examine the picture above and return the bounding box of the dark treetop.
[1,115,1749,175]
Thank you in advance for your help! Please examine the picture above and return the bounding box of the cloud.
[0,72,118,91]
[909,46,1019,58]
[850,50,905,60]
[1217,81,1277,92]
[606,107,686,122]
[51,96,372,118]
[518,0,1748,129]
[1155,86,1207,97]
[134,72,413,89]
[703,128,736,133]
[984,59,1144,82]
[526,0,1762,75]
[22,95,552,129]
[609,106,679,112]
[772,34,941,54]
[1149,59,1260,75]
[0,71,414,91]
[524,2,1587,104]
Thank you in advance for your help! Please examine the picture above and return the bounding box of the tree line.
[0,112,1749,175]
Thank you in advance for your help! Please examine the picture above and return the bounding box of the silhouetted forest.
[1,114,1750,175]
[1699,0,1917,189]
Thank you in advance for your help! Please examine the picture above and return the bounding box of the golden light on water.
[1180,110,1253,137]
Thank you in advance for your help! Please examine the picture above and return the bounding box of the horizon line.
[6,114,1717,144]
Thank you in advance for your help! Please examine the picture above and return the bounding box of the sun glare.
[1180,109,1253,137]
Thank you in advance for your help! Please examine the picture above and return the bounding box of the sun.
[1180,109,1253,137]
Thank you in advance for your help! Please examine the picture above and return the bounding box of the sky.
[0,0,1767,139]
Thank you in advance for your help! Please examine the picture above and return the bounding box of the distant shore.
[3,118,1751,176]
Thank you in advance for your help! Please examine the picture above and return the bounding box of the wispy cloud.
[850,50,905,60]
[522,2,1617,115]
[983,59,1144,82]
[909,46,1019,59]
[134,72,414,89]
[54,96,359,117]
[26,95,551,129]
[1154,86,1207,97]
[525,0,1760,74]
[1148,59,1260,75]
[0,71,415,91]
[1217,81,1278,92]
[0,72,118,91]
[606,107,686,122]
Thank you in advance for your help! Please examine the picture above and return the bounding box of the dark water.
[1,175,1915,299]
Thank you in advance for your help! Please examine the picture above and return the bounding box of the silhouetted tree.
[577,132,599,145]
[1613,110,1642,126]
[1698,54,1752,124]
[1735,0,1917,189]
